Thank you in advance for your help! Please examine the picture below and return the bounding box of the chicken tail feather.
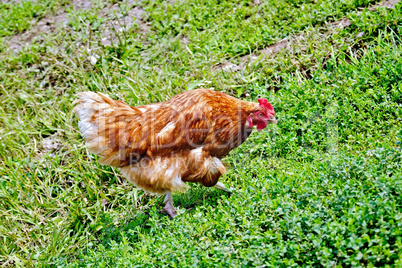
[73,92,142,167]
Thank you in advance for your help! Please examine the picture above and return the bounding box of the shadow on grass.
[97,185,231,246]
[173,185,232,212]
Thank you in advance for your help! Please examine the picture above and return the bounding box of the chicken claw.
[159,191,177,218]
[214,181,232,194]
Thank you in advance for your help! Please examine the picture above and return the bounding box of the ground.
[0,0,402,266]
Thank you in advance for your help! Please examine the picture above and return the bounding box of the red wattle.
[256,122,268,131]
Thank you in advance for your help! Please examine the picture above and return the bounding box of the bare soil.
[213,0,401,72]
[99,1,149,46]
[5,0,149,52]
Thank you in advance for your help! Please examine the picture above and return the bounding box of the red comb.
[258,98,275,115]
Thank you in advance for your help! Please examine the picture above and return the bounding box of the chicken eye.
[257,112,263,117]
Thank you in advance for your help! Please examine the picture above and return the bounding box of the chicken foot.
[160,191,177,218]
[214,181,232,194]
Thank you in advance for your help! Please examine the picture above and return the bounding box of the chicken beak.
[269,117,278,124]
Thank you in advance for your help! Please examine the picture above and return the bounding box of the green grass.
[0,0,68,37]
[0,0,401,266]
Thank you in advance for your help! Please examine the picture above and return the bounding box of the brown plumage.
[73,88,276,217]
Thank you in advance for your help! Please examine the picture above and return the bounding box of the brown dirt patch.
[34,132,64,160]
[99,2,149,46]
[5,0,149,53]
[71,0,92,10]
[369,0,400,9]
[7,12,69,53]
[6,0,92,53]
[213,0,401,72]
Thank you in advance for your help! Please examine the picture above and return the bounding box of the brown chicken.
[73,88,276,217]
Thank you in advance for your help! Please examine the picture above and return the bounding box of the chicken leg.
[160,191,177,218]
[214,181,232,194]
